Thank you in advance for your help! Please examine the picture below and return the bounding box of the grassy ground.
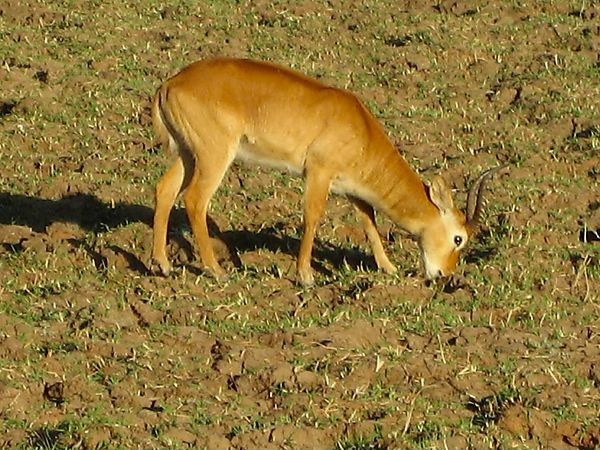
[0,0,599,449]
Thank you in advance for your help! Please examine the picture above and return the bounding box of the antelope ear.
[429,176,454,213]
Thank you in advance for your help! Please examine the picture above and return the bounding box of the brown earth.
[0,0,599,449]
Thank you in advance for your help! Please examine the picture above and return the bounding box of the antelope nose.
[437,269,444,278]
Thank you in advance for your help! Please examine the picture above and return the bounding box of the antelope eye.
[454,235,463,247]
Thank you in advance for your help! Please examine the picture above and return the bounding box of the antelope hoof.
[207,264,229,283]
[213,271,230,283]
[297,268,315,288]
[151,258,172,277]
[379,261,397,275]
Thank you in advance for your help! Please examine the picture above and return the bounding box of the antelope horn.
[466,164,509,227]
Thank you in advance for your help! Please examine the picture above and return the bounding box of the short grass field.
[0,0,598,448]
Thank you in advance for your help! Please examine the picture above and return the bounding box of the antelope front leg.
[351,197,396,274]
[297,168,332,286]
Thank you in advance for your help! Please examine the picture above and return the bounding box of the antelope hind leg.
[152,157,186,276]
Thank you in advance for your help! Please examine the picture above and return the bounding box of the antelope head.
[419,165,507,279]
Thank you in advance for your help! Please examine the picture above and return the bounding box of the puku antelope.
[150,58,502,286]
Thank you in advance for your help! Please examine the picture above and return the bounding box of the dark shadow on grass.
[219,227,378,275]
[0,192,379,277]
[463,228,500,265]
[27,425,67,449]
[0,192,154,232]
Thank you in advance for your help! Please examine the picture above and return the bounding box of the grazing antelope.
[150,58,503,285]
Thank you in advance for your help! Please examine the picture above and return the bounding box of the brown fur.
[150,58,470,284]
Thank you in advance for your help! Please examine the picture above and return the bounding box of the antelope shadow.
[0,192,378,277]
[0,192,154,233]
